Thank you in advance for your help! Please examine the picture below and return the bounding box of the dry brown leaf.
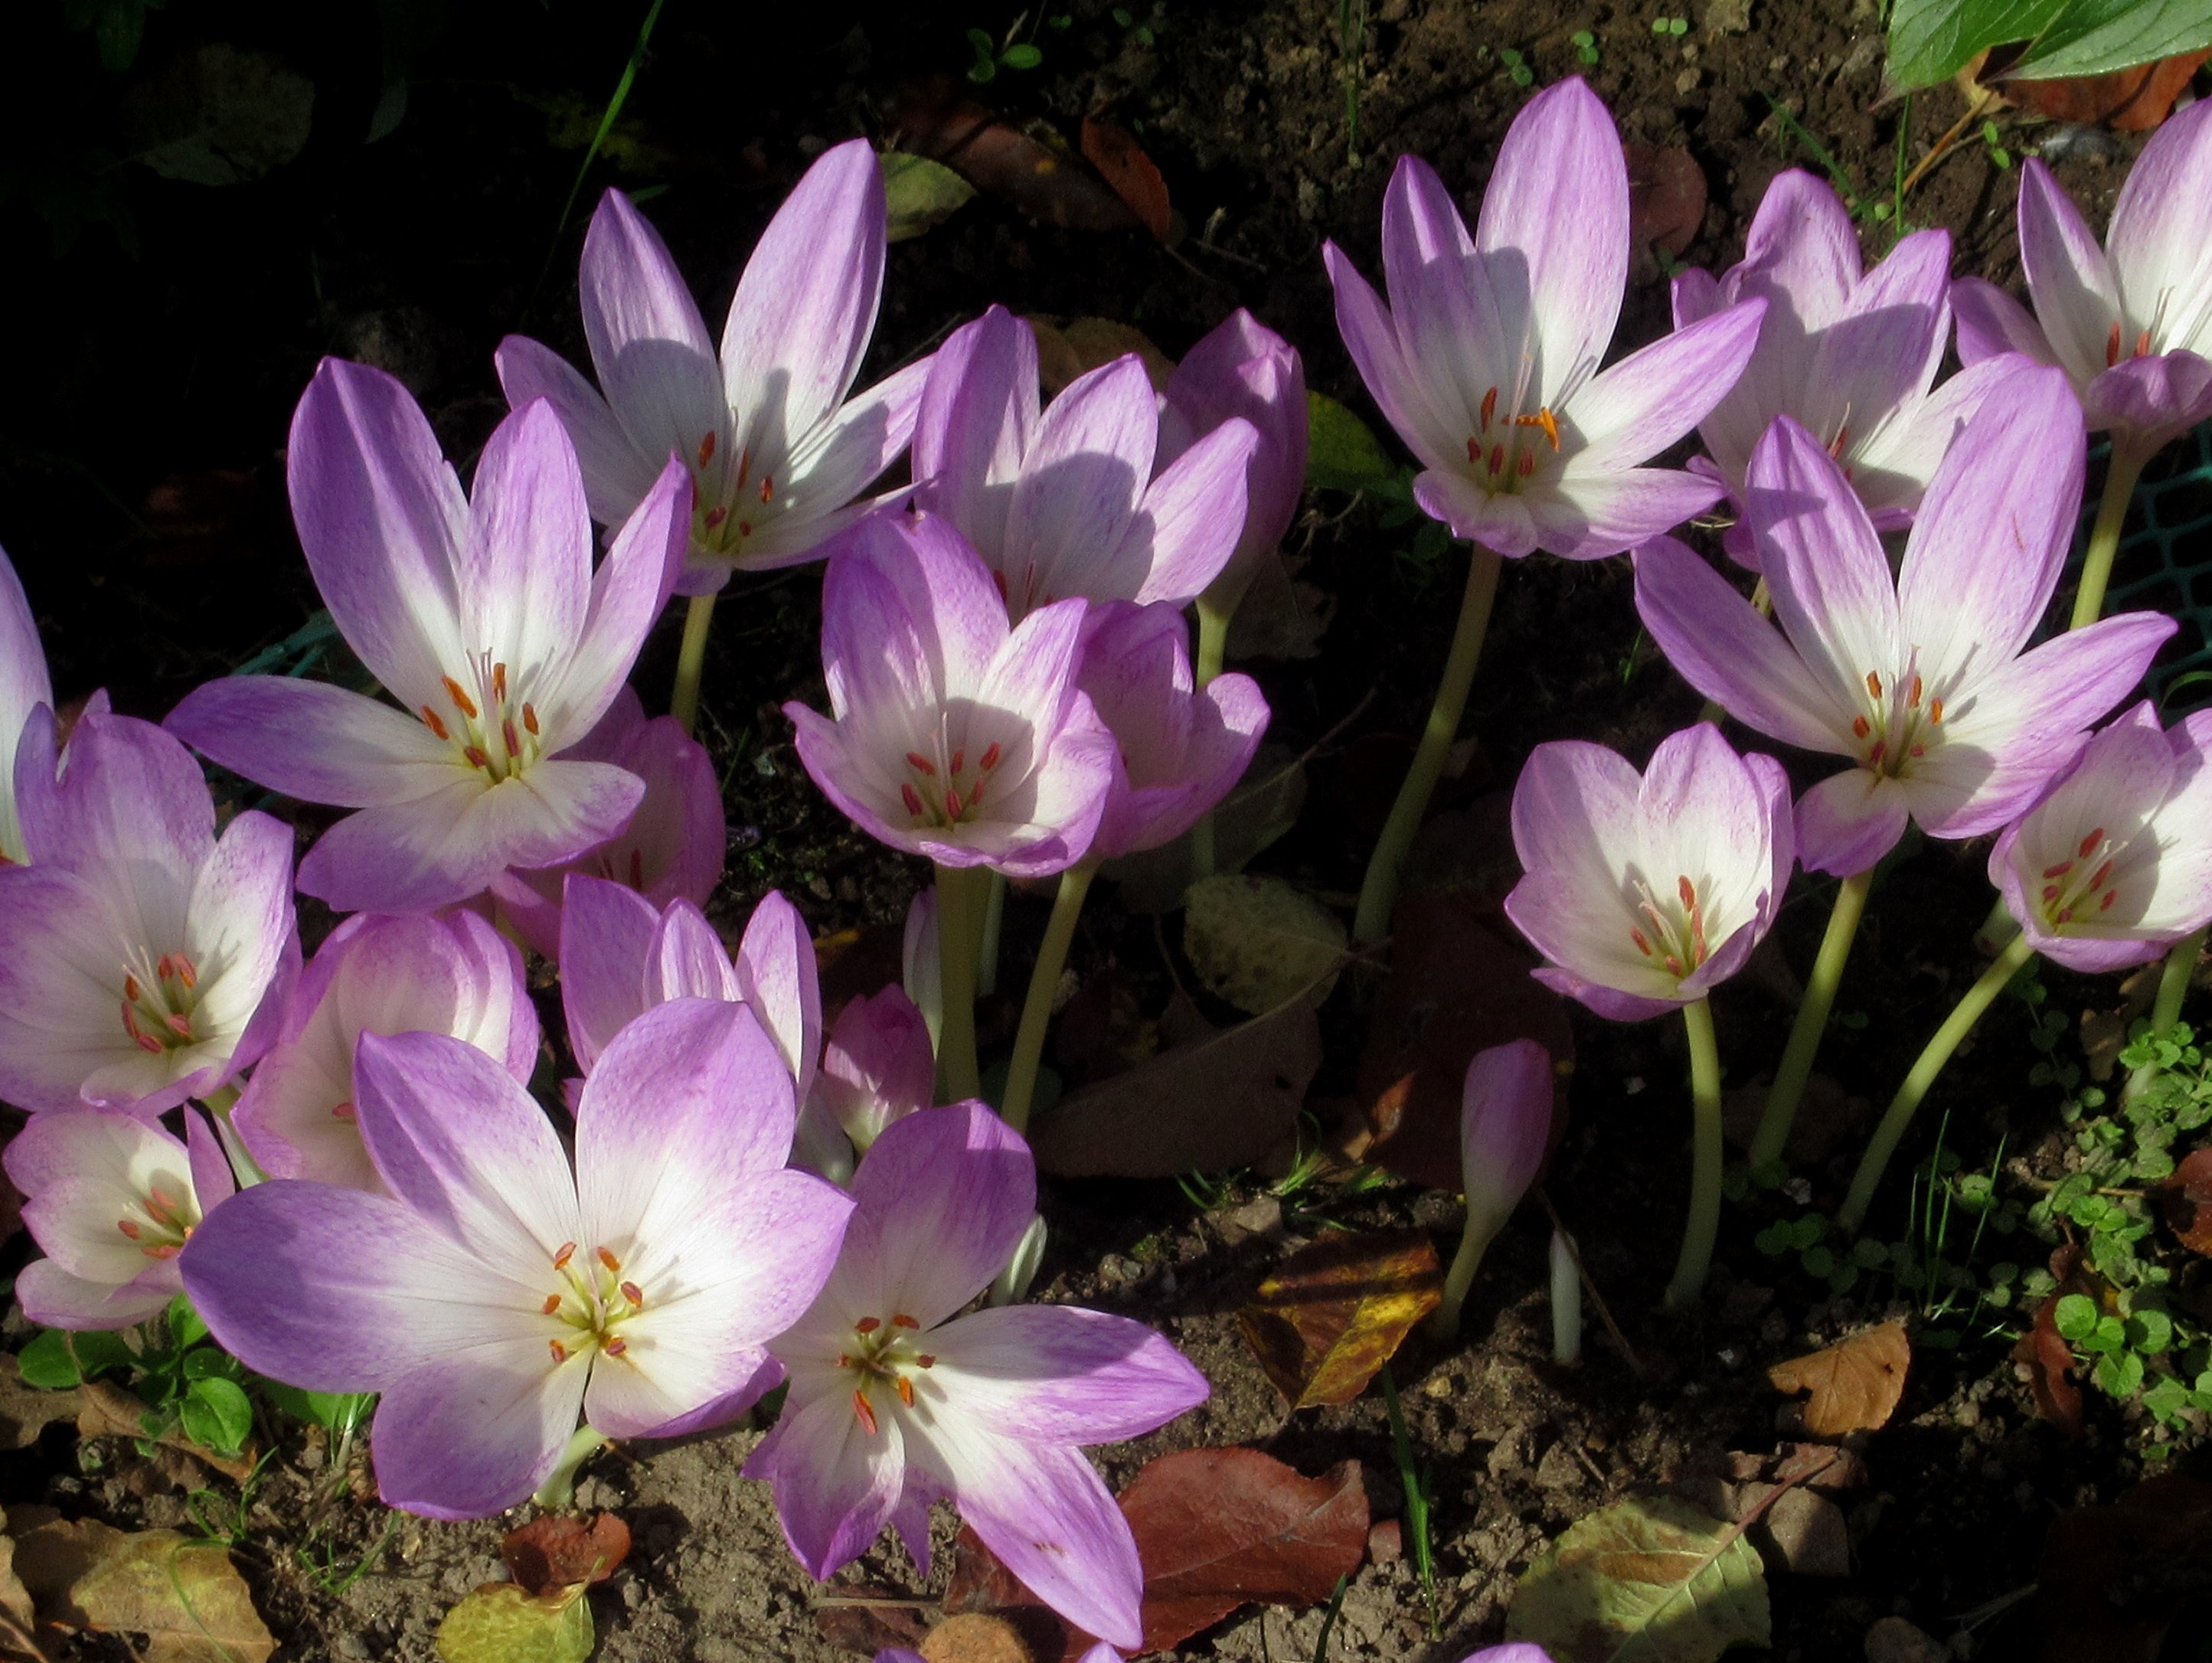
[2027,1475,2212,1661]
[0,1536,40,1663]
[2161,1148,2212,1255]
[887,77,1138,233]
[1237,1228,1443,1407]
[1079,116,1170,240]
[1027,315,1174,396]
[10,1516,273,1662]
[2014,1243,2096,1435]
[919,1612,1036,1663]
[500,1513,630,1595]
[0,1358,82,1454]
[1987,48,2210,130]
[75,1382,257,1485]
[1767,1321,1911,1435]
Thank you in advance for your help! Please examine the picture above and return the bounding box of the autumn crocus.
[786,508,1115,1100]
[0,712,295,1117]
[489,688,724,959]
[496,143,930,727]
[910,305,1258,621]
[182,999,852,1518]
[1430,1039,1554,1338]
[746,1103,1208,1651]
[1505,723,1792,1305]
[1674,169,2027,569]
[1323,79,1764,944]
[5,1108,234,1329]
[0,543,53,865]
[167,361,689,916]
[799,986,937,1182]
[230,910,538,1191]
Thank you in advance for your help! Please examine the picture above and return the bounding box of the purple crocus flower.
[182,999,852,1519]
[0,543,54,866]
[1322,79,1765,559]
[1953,97,2212,459]
[1433,1037,1555,1335]
[167,361,690,915]
[5,1108,234,1329]
[909,305,1258,618]
[1505,723,1794,1021]
[786,509,1116,878]
[488,686,725,958]
[230,909,538,1191]
[0,711,296,1116]
[1156,309,1308,611]
[498,142,930,593]
[1076,600,1269,859]
[1991,701,2212,974]
[809,985,936,1158]
[1674,168,2029,569]
[1633,367,2176,876]
[744,1102,1208,1651]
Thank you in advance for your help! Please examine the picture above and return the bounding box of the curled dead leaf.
[2014,1243,2097,1435]
[1080,116,1171,240]
[1507,1494,1769,1661]
[1624,141,1706,281]
[1237,1227,1443,1407]
[2026,1475,2212,1662]
[1767,1321,1910,1436]
[0,1357,83,1454]
[75,1382,258,1485]
[9,1514,274,1662]
[2159,1147,2212,1254]
[1979,47,2210,130]
[888,77,1138,233]
[500,1512,630,1594]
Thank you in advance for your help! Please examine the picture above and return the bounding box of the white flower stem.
[1665,997,1727,1308]
[1550,1229,1582,1366]
[1840,933,2034,1233]
[1001,860,1097,1134]
[2124,927,2206,1106]
[1354,546,1505,946]
[1191,596,1234,883]
[1427,1205,1500,1341]
[1750,867,1874,1171]
[934,864,989,1103]
[2068,443,2152,630]
[669,593,717,736]
[532,1425,609,1511]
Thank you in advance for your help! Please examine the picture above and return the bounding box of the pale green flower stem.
[2125,926,2207,1106]
[532,1425,609,1510]
[670,593,717,736]
[1665,997,1727,1309]
[1001,860,1098,1134]
[1428,1204,1502,1342]
[196,1083,267,1188]
[1840,933,2034,1233]
[1190,595,1235,883]
[934,864,989,1103]
[1353,546,1505,946]
[1750,867,1874,1171]
[2068,442,2152,631]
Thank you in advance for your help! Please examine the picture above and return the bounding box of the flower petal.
[165,675,459,810]
[1000,355,1156,613]
[1322,240,1454,472]
[848,1103,1036,1328]
[1950,277,2060,369]
[741,1376,907,1580]
[462,400,591,688]
[2106,96,2212,358]
[2017,158,2122,388]
[734,890,822,1099]
[494,334,664,528]
[1793,767,1911,877]
[1570,298,1766,471]
[913,306,1040,564]
[923,1305,1207,1445]
[560,874,662,1074]
[536,456,690,743]
[1527,464,1727,562]
[1123,416,1257,608]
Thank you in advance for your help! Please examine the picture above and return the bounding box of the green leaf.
[179,1377,253,1455]
[436,1582,594,1663]
[16,1330,83,1390]
[2127,1309,2174,1354]
[1852,1239,1890,1269]
[878,151,975,243]
[1305,391,1396,491]
[1801,1245,1837,1279]
[260,1382,374,1431]
[180,1347,240,1382]
[1507,1494,1769,1661]
[2095,1349,2145,1398]
[1000,42,1044,68]
[1788,1215,1827,1250]
[2053,1292,2098,1341]
[1885,0,2212,92]
[167,1296,208,1352]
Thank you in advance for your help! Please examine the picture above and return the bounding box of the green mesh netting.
[2093,420,2212,711]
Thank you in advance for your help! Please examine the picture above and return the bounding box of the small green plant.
[1380,1364,1439,1637]
[966,24,1044,82]
[1571,28,1600,64]
[1499,46,1535,87]
[1652,15,1690,36]
[1981,118,2013,170]
[1112,6,1158,47]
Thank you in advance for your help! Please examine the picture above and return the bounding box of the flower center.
[1851,662,1943,778]
[418,655,543,784]
[541,1242,649,1367]
[835,1312,936,1433]
[1462,376,1560,497]
[899,732,1006,830]
[118,951,202,1055]
[1626,873,1711,980]
[691,432,777,556]
[115,1182,198,1260]
[2036,825,2125,932]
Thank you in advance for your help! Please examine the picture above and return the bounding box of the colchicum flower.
[0,542,54,866]
[0,712,295,1116]
[909,305,1258,618]
[1673,168,2028,568]
[786,509,1116,879]
[1632,367,2175,876]
[489,686,725,959]
[182,999,853,1518]
[1432,1037,1555,1336]
[799,985,937,1180]
[167,361,690,914]
[1322,77,1765,559]
[1991,701,2212,973]
[230,909,538,1191]
[1505,723,1794,1021]
[5,1108,234,1329]
[497,141,930,593]
[745,1103,1209,1650]
[1952,97,2212,459]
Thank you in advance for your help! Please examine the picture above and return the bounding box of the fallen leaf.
[1506,1495,1771,1662]
[76,1382,257,1485]
[1356,890,1574,1191]
[1767,1322,1911,1436]
[1989,47,2210,129]
[1100,742,1306,913]
[881,149,977,241]
[1028,315,1175,395]
[10,1515,274,1662]
[1304,390,1396,492]
[123,43,315,186]
[500,1513,629,1595]
[2014,1243,2095,1434]
[889,77,1137,233]
[811,1578,933,1657]
[2159,1147,2212,1253]
[1625,142,1707,281]
[1028,990,1321,1177]
[2025,1474,2212,1662]
[0,1535,39,1662]
[1080,116,1170,240]
[434,1581,593,1663]
[1183,874,1346,1014]
[0,1358,82,1454]
[1236,1228,1443,1407]
[1224,551,1335,663]
[920,1612,1037,1663]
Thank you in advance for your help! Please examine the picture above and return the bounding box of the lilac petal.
[1124,417,1257,607]
[1160,308,1306,577]
[1461,1037,1552,1229]
[1854,351,2040,514]
[1805,228,1952,452]
[786,704,918,862]
[0,868,145,1112]
[539,456,690,741]
[180,808,297,1063]
[10,1109,196,1282]
[2017,158,2123,388]
[848,1103,1036,1328]
[2108,96,2212,352]
[823,510,1008,714]
[1381,154,1507,447]
[1526,959,1684,1022]
[914,306,1040,562]
[1322,240,1454,472]
[1794,767,1911,877]
[1572,298,1766,471]
[495,335,664,527]
[31,709,212,881]
[1950,277,2059,369]
[1744,416,1898,708]
[580,188,717,371]
[2086,351,2212,444]
[1410,470,1540,554]
[287,359,471,714]
[650,900,742,1005]
[376,1348,588,1520]
[0,546,51,863]
[926,1305,1207,1444]
[1001,355,1157,611]
[185,1108,237,1211]
[742,1380,907,1580]
[561,875,662,1073]
[1527,465,1727,563]
[734,890,822,1099]
[1671,265,1724,329]
[165,675,456,809]
[15,1259,176,1330]
[462,400,591,680]
[763,356,934,553]
[1740,168,1861,331]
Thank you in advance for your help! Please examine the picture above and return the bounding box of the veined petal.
[923,1305,1207,1444]
[649,899,743,1005]
[166,668,461,810]
[1001,355,1157,613]
[0,545,51,864]
[1739,168,1861,332]
[773,357,934,554]
[1382,154,1508,445]
[734,890,822,1099]
[374,1346,591,1520]
[2106,96,2212,357]
[1124,417,1256,607]
[580,188,717,375]
[1950,277,2061,370]
[15,1259,176,1331]
[2084,350,2212,443]
[31,711,213,887]
[1802,228,1952,453]
[742,1375,907,1580]
[2017,158,2123,388]
[823,511,1008,713]
[179,809,296,1052]
[560,874,662,1074]
[1410,471,1541,555]
[535,456,690,743]
[494,335,664,528]
[1526,464,1726,562]
[1569,298,1766,470]
[1322,240,1457,472]
[913,306,1040,563]
[848,1104,1036,1329]
[1794,767,1911,876]
[463,400,591,688]
[1851,351,2039,514]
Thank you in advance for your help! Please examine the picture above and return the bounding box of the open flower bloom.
[231,910,538,1190]
[1076,601,1269,859]
[1322,78,1764,560]
[181,999,852,1518]
[1460,1039,1553,1243]
[1633,368,2176,876]
[1505,723,1794,1021]
[497,142,929,593]
[1155,308,1307,611]
[0,542,54,865]
[744,1103,1209,1651]
[1991,701,2212,974]
[489,687,724,958]
[808,985,936,1161]
[1674,169,2028,570]
[167,361,688,915]
[1953,98,2212,459]
[5,1108,234,1329]
[910,305,1258,619]
[786,509,1116,878]
[0,712,295,1115]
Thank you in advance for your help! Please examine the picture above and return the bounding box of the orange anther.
[1865,671,1882,699]
[851,1389,879,1435]
[1480,386,1498,431]
[554,1242,577,1269]
[621,1280,645,1306]
[597,1246,622,1274]
[541,1294,563,1315]
[698,430,718,469]
[522,704,540,736]
[979,742,1001,771]
[443,675,479,719]
[421,705,449,740]
[2079,828,2106,858]
[895,1375,916,1407]
[492,662,508,702]
[464,745,492,770]
[855,1316,881,1335]
[906,751,936,776]
[604,1336,627,1358]
[901,783,925,816]
[550,1339,569,1363]
[891,1313,920,1329]
[2107,321,2125,367]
